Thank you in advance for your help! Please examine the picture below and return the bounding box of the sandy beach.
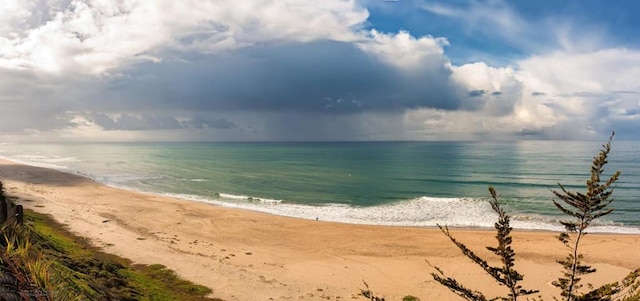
[1,158,638,301]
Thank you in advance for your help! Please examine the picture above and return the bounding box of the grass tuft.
[1,208,222,300]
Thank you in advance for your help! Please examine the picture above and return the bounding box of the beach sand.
[0,159,638,300]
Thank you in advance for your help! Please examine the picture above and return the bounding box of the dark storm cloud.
[468,89,486,97]
[0,40,477,137]
[491,91,503,96]
[186,115,238,129]
[515,128,543,137]
[88,113,237,131]
[95,41,465,114]
[89,113,183,131]
[0,69,91,132]
[611,90,640,95]
[531,91,546,97]
[591,99,640,139]
[604,117,640,139]
[622,108,640,116]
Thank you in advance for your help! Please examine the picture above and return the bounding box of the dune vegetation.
[0,195,222,301]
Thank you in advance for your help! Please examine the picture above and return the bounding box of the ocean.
[0,141,638,233]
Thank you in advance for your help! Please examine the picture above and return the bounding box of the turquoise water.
[0,141,638,233]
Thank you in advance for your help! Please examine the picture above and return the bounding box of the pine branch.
[429,261,488,301]
[578,268,640,301]
[551,132,621,301]
[360,281,386,301]
[430,187,538,301]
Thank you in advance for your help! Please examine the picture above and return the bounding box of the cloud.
[451,61,522,116]
[88,40,465,114]
[517,49,640,95]
[87,113,237,131]
[356,29,449,70]
[421,0,535,51]
[1,1,466,124]
[226,111,411,141]
[508,48,640,138]
[0,0,369,74]
[420,0,612,58]
[1,0,640,141]
[187,116,237,130]
[422,1,526,34]
[467,90,485,97]
[401,46,640,140]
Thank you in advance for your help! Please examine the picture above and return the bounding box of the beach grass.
[5,209,223,300]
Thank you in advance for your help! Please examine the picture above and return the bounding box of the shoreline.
[1,158,639,300]
[3,156,639,234]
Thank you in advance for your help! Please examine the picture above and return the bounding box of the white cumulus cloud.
[356,29,449,71]
[0,0,370,74]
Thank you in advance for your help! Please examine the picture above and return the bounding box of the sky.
[1,0,640,142]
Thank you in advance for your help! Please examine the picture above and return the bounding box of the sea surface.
[0,141,638,233]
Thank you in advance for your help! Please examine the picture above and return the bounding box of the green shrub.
[1,205,221,301]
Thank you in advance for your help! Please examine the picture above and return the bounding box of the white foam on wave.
[510,214,640,234]
[176,178,208,182]
[218,193,283,204]
[0,155,74,170]
[172,194,496,227]
[93,174,166,189]
[164,193,640,234]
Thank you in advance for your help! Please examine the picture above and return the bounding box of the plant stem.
[566,218,586,301]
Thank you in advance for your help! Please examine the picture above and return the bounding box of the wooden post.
[16,205,23,225]
[0,198,7,224]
